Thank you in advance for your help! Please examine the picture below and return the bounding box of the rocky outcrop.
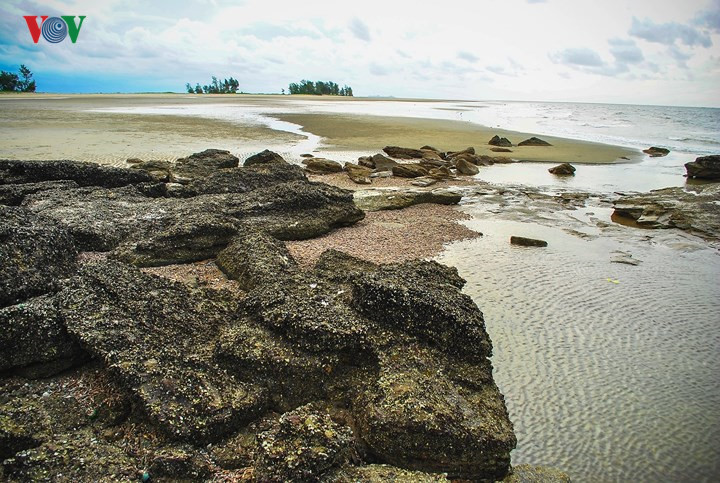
[510,236,548,247]
[0,206,77,308]
[129,160,173,182]
[612,184,720,240]
[58,259,268,443]
[685,155,720,180]
[243,149,286,166]
[392,164,428,178]
[643,147,670,157]
[18,160,363,264]
[0,159,153,187]
[519,137,552,146]
[353,188,462,211]
[548,163,576,176]
[502,464,572,482]
[0,295,86,378]
[255,404,355,481]
[0,180,79,206]
[171,149,239,183]
[383,146,426,159]
[489,135,513,147]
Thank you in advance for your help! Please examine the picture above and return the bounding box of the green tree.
[186,82,194,93]
[1,65,36,92]
[194,84,202,94]
[0,71,18,92]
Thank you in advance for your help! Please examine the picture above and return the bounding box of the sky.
[1,0,719,106]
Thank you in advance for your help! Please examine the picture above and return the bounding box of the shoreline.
[0,94,641,167]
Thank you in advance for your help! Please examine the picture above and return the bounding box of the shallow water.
[437,195,720,482]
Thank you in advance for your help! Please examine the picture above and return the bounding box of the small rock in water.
[611,251,641,266]
[548,163,576,176]
[490,147,513,153]
[643,146,670,157]
[510,236,548,247]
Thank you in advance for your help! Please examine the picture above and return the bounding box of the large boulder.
[371,153,398,172]
[129,160,173,182]
[685,155,720,180]
[171,149,239,182]
[57,260,268,443]
[243,149,286,166]
[383,146,426,159]
[0,206,77,308]
[0,159,153,187]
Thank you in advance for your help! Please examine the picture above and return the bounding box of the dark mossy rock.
[129,160,173,182]
[255,403,355,482]
[0,180,79,206]
[216,321,330,411]
[148,445,212,480]
[392,164,429,178]
[187,162,307,195]
[327,464,449,482]
[57,260,267,443]
[0,159,153,187]
[352,260,492,361]
[489,135,513,147]
[685,154,720,180]
[383,146,426,159]
[0,295,86,378]
[111,212,238,267]
[510,236,548,247]
[548,163,576,176]
[216,231,297,290]
[22,177,364,256]
[245,272,371,355]
[0,206,78,308]
[352,343,515,480]
[313,249,379,283]
[171,149,239,183]
[501,464,572,482]
[243,149,286,166]
[518,137,552,146]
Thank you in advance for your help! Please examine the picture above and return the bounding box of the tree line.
[0,65,36,92]
[185,76,240,94]
[288,80,353,96]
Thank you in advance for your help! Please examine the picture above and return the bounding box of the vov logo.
[23,16,86,44]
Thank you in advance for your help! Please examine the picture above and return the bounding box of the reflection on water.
[437,200,720,481]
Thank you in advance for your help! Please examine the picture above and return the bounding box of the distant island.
[288,80,353,96]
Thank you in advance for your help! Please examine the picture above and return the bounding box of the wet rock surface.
[642,146,670,157]
[0,158,153,187]
[685,154,720,180]
[353,188,462,211]
[510,236,549,247]
[613,184,720,241]
[0,153,521,481]
[383,146,426,159]
[548,163,576,176]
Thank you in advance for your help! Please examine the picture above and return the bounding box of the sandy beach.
[0,94,639,166]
